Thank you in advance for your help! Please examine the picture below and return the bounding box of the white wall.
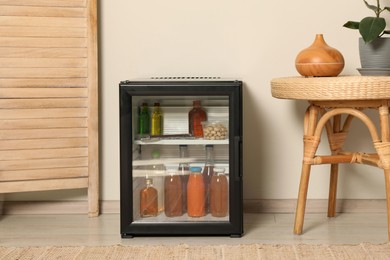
[7,0,390,202]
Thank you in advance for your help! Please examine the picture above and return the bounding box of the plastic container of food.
[201,121,228,140]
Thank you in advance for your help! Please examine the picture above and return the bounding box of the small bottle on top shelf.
[188,100,207,137]
[151,102,162,136]
[138,102,150,135]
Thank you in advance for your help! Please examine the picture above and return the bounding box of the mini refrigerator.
[119,79,243,237]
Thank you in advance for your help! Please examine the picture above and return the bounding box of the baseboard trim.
[0,199,387,215]
[243,199,387,213]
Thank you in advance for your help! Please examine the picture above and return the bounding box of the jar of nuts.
[201,121,228,140]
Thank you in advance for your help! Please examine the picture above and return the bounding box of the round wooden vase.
[295,34,344,77]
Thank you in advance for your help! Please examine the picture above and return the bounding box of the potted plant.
[343,0,390,73]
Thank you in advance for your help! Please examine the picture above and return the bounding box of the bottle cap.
[213,167,225,173]
[190,166,202,172]
[213,167,225,175]
[142,102,147,106]
[193,100,201,106]
[146,178,153,185]
[166,169,177,175]
[154,102,160,106]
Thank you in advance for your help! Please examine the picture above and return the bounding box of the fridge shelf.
[132,160,229,177]
[134,213,229,223]
[133,157,200,167]
[134,139,229,145]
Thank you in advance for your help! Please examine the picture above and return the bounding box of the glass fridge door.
[120,81,242,237]
[131,95,230,223]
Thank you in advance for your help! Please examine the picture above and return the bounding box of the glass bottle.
[150,150,165,213]
[202,145,215,213]
[209,167,228,217]
[140,178,158,217]
[151,102,162,136]
[164,169,183,217]
[138,102,150,135]
[187,167,205,217]
[178,145,190,213]
[188,100,207,137]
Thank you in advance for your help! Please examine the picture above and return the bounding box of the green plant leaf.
[359,16,386,43]
[363,0,379,13]
[384,7,390,12]
[343,21,360,29]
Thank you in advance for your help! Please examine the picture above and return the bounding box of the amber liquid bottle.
[140,178,158,217]
[178,145,190,213]
[164,170,183,217]
[187,167,205,217]
[202,145,215,213]
[209,168,228,217]
[188,100,207,137]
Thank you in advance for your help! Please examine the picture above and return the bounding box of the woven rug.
[1,243,390,260]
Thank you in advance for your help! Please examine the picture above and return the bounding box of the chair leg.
[384,169,390,241]
[294,105,321,235]
[377,105,390,240]
[294,163,311,235]
[327,164,338,217]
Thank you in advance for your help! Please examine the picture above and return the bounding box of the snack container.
[201,121,228,140]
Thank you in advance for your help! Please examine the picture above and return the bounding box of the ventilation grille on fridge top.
[150,76,222,80]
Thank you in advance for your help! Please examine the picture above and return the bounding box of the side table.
[271,76,390,240]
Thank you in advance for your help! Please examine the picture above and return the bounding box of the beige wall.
[7,0,390,202]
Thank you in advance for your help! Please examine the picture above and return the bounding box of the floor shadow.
[299,213,340,234]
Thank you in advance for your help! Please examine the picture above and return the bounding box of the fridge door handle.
[234,136,242,181]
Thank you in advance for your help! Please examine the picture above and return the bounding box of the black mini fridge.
[120,79,243,237]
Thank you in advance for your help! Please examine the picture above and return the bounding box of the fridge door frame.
[119,80,243,237]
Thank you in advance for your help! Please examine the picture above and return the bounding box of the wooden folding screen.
[0,0,99,216]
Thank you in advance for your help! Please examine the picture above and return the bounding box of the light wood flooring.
[0,213,388,246]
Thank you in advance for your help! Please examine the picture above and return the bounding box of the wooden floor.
[0,213,388,246]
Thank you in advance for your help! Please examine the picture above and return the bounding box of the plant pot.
[359,37,390,69]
